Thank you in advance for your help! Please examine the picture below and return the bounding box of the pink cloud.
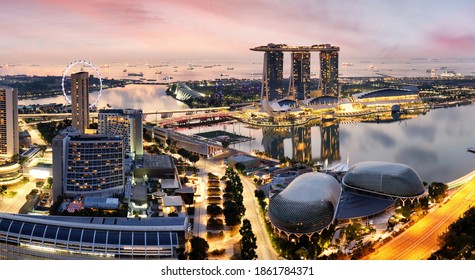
[430,33,475,52]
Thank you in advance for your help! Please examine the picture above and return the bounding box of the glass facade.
[319,50,339,96]
[262,49,284,101]
[289,51,311,100]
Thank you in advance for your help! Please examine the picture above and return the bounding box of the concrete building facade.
[0,87,19,161]
[71,72,89,134]
[53,128,125,200]
[98,108,143,159]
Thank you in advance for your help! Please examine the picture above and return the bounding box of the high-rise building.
[71,72,89,133]
[262,45,284,101]
[289,52,311,100]
[0,87,19,161]
[98,108,143,159]
[252,44,339,103]
[319,50,339,96]
[53,127,125,199]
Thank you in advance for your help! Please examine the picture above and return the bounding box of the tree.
[188,236,209,260]
[189,154,200,167]
[428,182,448,202]
[234,162,246,174]
[239,219,257,260]
[254,189,267,210]
[177,148,191,160]
[223,201,242,227]
[221,138,230,149]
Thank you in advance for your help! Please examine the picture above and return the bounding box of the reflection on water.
[18,81,475,184]
[19,84,189,113]
[187,103,475,183]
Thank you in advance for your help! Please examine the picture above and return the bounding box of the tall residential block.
[53,127,125,200]
[0,87,19,160]
[98,108,143,159]
[71,72,89,133]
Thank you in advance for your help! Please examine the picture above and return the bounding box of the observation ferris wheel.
[61,60,103,108]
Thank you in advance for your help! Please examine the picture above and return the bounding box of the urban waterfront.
[18,82,475,184]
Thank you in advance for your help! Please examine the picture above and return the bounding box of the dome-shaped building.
[268,172,341,238]
[342,161,425,199]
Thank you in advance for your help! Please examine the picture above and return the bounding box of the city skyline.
[1,0,475,64]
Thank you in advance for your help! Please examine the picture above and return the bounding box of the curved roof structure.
[268,172,341,234]
[342,161,425,198]
[261,98,291,116]
[0,213,187,259]
[353,88,419,99]
[175,81,205,101]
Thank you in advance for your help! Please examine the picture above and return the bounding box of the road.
[195,156,278,260]
[240,174,279,260]
[368,178,475,260]
[0,181,37,214]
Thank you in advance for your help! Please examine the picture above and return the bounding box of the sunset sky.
[2,0,475,64]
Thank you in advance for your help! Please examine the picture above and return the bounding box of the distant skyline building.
[71,72,89,134]
[251,43,340,104]
[0,87,19,161]
[319,49,339,96]
[98,108,143,159]
[289,51,311,100]
[53,127,125,199]
[262,47,284,101]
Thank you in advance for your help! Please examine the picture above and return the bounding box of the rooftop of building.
[142,154,175,169]
[251,43,340,52]
[353,87,419,99]
[228,154,259,162]
[0,213,186,230]
[342,161,425,198]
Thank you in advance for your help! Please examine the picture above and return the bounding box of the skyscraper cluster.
[251,43,339,102]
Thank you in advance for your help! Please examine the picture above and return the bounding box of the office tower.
[53,127,125,199]
[319,50,339,96]
[289,52,311,100]
[71,72,89,133]
[262,48,284,101]
[98,109,143,159]
[0,87,19,161]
